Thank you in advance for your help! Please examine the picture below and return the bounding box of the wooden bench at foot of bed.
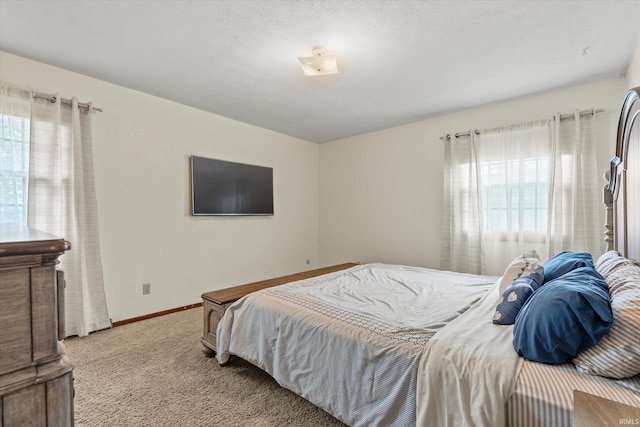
[201,263,357,356]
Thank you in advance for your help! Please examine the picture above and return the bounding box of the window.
[443,113,601,276]
[479,156,549,233]
[0,113,30,225]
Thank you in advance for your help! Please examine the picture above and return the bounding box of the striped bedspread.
[508,360,640,426]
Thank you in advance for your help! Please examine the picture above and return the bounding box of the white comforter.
[216,263,517,426]
[417,275,523,427]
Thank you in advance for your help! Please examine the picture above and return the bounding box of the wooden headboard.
[605,86,640,263]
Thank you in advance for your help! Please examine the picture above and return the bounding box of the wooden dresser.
[201,263,357,356]
[0,225,74,426]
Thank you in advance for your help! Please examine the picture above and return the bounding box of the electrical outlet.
[142,283,151,295]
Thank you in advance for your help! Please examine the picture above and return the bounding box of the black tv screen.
[191,155,274,216]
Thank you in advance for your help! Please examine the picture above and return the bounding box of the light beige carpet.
[65,307,346,427]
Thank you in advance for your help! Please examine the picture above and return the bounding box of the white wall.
[3,40,638,321]
[628,34,640,89]
[319,78,629,272]
[0,51,320,323]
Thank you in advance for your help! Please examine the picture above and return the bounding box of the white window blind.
[0,89,31,225]
[479,156,550,233]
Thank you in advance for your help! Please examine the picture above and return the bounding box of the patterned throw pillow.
[573,251,640,379]
[498,250,543,294]
[493,265,544,325]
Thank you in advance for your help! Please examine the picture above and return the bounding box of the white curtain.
[441,131,484,274]
[442,112,602,275]
[546,111,601,257]
[28,93,110,337]
[477,121,551,274]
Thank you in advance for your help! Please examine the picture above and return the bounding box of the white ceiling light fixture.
[297,46,339,76]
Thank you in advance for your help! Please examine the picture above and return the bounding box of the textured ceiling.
[1,1,639,143]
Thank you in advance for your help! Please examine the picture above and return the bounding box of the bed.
[216,86,640,427]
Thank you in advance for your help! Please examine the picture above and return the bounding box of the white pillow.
[498,250,543,294]
[573,251,640,379]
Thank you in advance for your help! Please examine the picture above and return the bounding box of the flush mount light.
[297,46,339,76]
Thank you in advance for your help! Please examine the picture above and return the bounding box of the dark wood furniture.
[201,263,357,356]
[574,390,640,427]
[0,225,73,426]
[607,86,640,263]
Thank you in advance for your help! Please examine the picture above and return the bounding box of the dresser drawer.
[0,263,59,374]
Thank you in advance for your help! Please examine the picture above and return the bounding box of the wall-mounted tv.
[190,155,274,216]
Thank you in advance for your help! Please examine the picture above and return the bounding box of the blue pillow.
[543,251,594,283]
[513,266,613,364]
[493,266,544,325]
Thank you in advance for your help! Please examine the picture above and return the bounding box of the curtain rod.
[32,92,103,113]
[440,108,605,141]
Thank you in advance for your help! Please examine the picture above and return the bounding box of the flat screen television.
[190,155,274,216]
